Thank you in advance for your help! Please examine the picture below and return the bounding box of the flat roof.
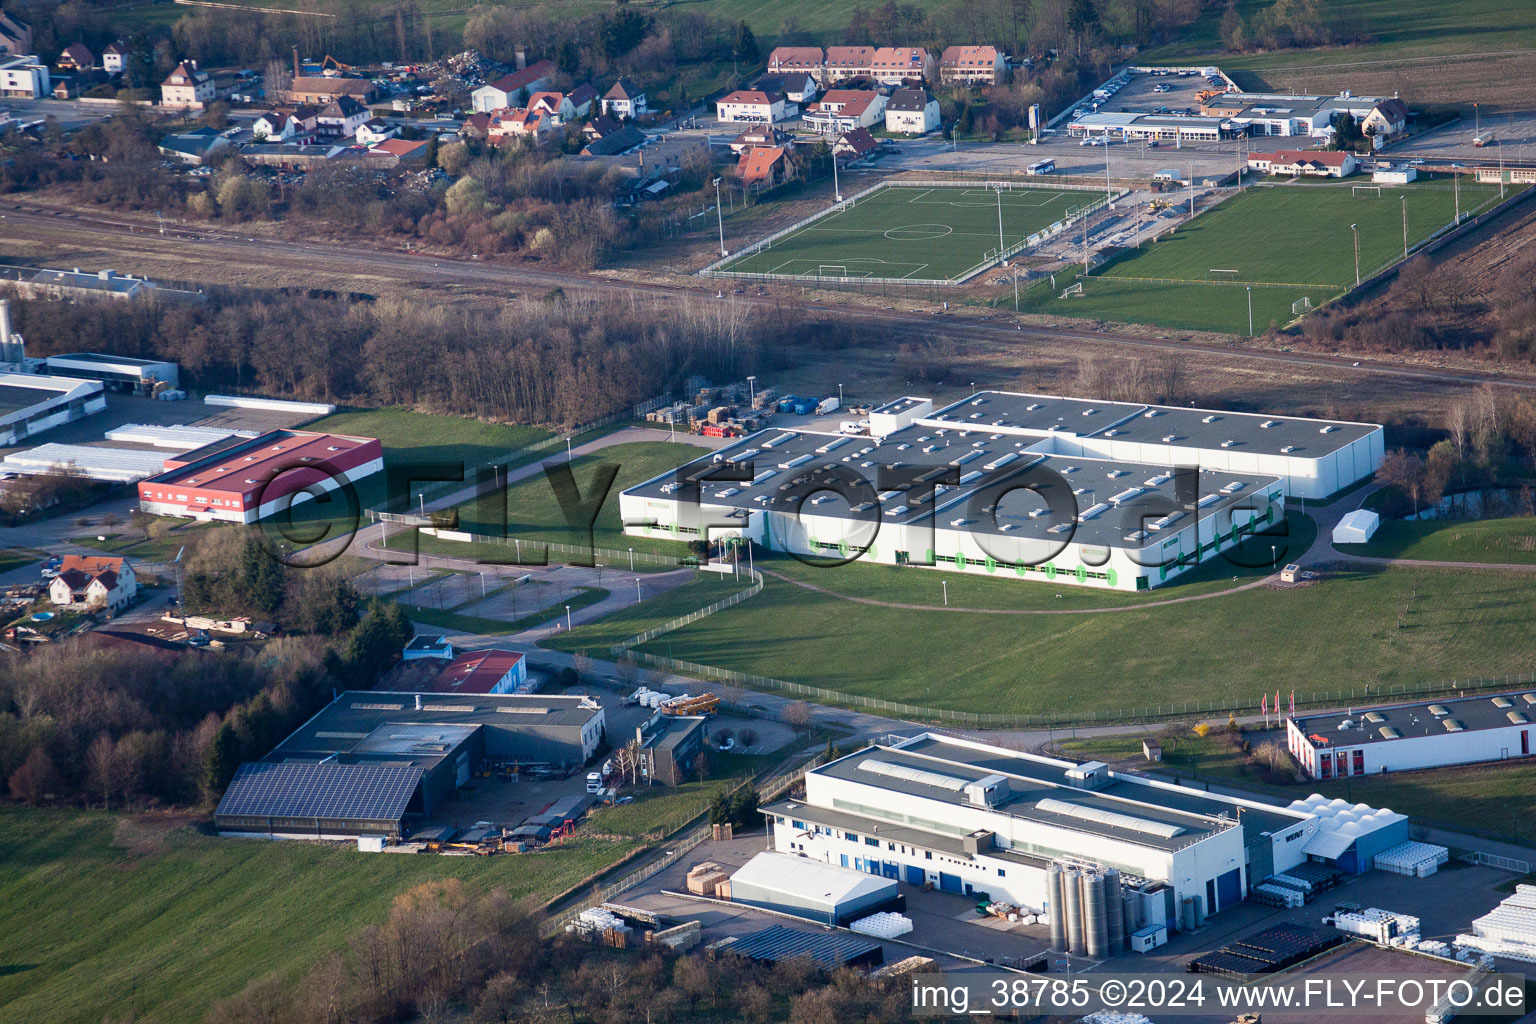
[871,395,929,415]
[1292,689,1536,747]
[762,797,1051,868]
[267,691,603,772]
[813,739,1247,852]
[645,715,706,752]
[0,373,99,416]
[48,352,174,368]
[149,429,375,494]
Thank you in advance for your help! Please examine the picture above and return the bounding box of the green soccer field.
[716,183,1101,282]
[1019,177,1509,333]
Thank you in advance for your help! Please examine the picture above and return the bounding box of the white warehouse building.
[1289,689,1536,779]
[620,392,1382,591]
[763,734,1325,934]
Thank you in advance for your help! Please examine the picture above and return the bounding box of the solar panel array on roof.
[215,762,422,822]
[724,925,883,970]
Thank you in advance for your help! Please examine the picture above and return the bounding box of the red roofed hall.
[1247,149,1358,178]
[139,429,383,524]
[431,649,529,694]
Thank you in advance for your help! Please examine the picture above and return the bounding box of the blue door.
[939,872,962,894]
[866,859,882,875]
[905,864,924,885]
[882,861,899,879]
[841,854,849,868]
[1215,868,1241,912]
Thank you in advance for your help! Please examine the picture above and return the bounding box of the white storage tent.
[1333,508,1380,545]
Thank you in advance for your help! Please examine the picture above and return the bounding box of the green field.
[0,808,635,1024]
[1020,179,1507,333]
[717,184,1098,282]
[635,559,1536,718]
[1339,516,1536,565]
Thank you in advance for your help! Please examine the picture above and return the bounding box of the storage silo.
[1063,868,1085,956]
[1083,872,1109,959]
[1180,896,1196,931]
[1122,890,1143,935]
[1047,863,1068,952]
[1104,868,1125,953]
[1192,893,1206,928]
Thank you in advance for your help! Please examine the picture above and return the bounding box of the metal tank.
[1083,871,1109,959]
[1180,896,1195,931]
[1047,863,1068,952]
[1063,868,1085,956]
[1104,868,1125,952]
[1193,892,1206,928]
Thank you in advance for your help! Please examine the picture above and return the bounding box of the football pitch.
[713,183,1101,282]
[1022,177,1509,333]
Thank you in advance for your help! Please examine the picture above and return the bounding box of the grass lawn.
[0,808,636,1024]
[415,440,702,562]
[640,560,1536,719]
[1339,516,1536,565]
[590,752,774,838]
[402,584,609,635]
[1019,179,1507,334]
[542,573,758,656]
[0,545,43,574]
[716,183,1093,282]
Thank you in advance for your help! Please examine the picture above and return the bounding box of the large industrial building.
[43,352,179,392]
[1288,689,1536,779]
[215,690,606,839]
[621,392,1382,590]
[137,428,383,523]
[0,373,106,446]
[761,734,1407,948]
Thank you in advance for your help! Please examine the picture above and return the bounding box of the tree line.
[212,878,919,1024]
[1375,386,1536,518]
[8,287,832,428]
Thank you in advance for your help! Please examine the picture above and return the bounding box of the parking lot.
[1391,109,1536,166]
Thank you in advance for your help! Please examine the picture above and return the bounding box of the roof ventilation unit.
[1202,415,1219,423]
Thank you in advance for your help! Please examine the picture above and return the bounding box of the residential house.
[48,554,136,612]
[582,112,622,141]
[286,75,376,106]
[716,90,786,124]
[566,82,599,117]
[56,43,92,71]
[157,126,230,165]
[755,71,817,105]
[161,60,214,108]
[884,87,940,135]
[579,123,645,156]
[0,9,31,56]
[101,40,128,75]
[870,47,933,86]
[823,46,875,84]
[459,111,492,140]
[252,109,309,142]
[602,77,647,119]
[316,95,370,137]
[729,124,795,155]
[527,90,576,126]
[354,117,398,145]
[738,145,795,187]
[1363,98,1409,139]
[767,46,824,78]
[802,89,885,133]
[368,137,430,166]
[1247,149,1358,178]
[940,45,1007,85]
[471,60,554,112]
[488,106,552,143]
[833,126,879,162]
[0,53,48,97]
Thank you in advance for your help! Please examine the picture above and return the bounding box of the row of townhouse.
[767,45,1006,86]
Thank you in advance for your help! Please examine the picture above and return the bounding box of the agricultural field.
[1021,178,1507,334]
[636,558,1536,719]
[715,184,1100,282]
[0,808,636,1024]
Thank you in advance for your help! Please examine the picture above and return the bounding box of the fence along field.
[1024,176,1510,333]
[706,181,1117,284]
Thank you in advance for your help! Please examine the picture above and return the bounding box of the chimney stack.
[415,694,423,710]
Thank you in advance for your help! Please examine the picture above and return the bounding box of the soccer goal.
[1292,296,1314,315]
[816,265,849,278]
[1352,185,1383,196]
[1060,282,1085,298]
[1209,268,1240,279]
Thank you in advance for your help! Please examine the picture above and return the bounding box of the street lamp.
[634,577,641,604]
[832,148,842,202]
[1350,223,1360,286]
[712,177,727,257]
[565,604,572,631]
[837,382,844,406]
[628,546,635,571]
[746,375,756,408]
[1401,194,1408,258]
[566,434,573,462]
[1246,285,1253,337]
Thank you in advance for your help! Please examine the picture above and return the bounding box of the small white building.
[1332,507,1379,544]
[716,90,786,124]
[101,41,128,75]
[602,77,647,120]
[1289,690,1536,778]
[0,53,48,98]
[801,90,884,133]
[1373,167,1416,184]
[884,88,939,135]
[160,61,214,108]
[316,96,370,138]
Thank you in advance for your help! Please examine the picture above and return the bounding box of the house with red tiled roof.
[471,59,555,112]
[738,145,794,186]
[160,60,214,108]
[833,126,879,162]
[430,649,529,694]
[56,43,92,71]
[802,89,885,133]
[459,111,492,139]
[729,124,795,155]
[940,45,1007,85]
[717,89,786,124]
[767,46,824,77]
[527,90,576,125]
[1247,149,1357,178]
[48,554,136,611]
[489,106,553,142]
[369,137,430,164]
[870,47,934,86]
[823,46,875,84]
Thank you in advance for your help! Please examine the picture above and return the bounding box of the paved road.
[12,201,1536,398]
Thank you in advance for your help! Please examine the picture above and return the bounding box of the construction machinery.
[660,692,720,716]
